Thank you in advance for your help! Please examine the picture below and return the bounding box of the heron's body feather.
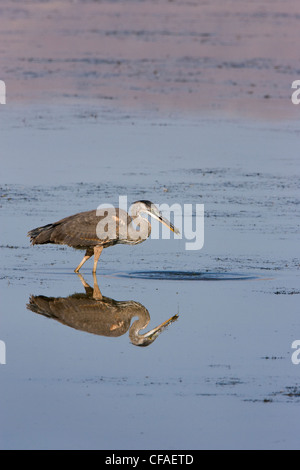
[28,208,140,249]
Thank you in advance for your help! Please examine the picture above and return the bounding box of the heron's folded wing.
[49,209,129,247]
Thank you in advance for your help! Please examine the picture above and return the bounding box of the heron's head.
[131,200,180,235]
[130,313,179,347]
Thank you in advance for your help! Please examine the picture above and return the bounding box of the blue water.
[0,109,300,450]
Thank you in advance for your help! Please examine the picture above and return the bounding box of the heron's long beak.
[147,211,180,235]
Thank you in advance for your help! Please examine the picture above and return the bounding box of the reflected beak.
[143,314,179,341]
[147,211,180,235]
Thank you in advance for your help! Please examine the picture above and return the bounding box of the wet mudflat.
[1,108,300,450]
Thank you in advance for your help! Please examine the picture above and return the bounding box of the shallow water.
[1,107,300,450]
[1,0,300,450]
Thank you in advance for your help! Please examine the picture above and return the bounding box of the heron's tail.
[27,295,55,317]
[27,223,56,245]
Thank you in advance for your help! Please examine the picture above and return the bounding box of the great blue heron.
[28,200,179,273]
[27,273,178,347]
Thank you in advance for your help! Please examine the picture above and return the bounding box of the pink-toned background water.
[1,0,299,120]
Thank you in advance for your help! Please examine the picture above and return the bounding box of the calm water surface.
[0,107,300,449]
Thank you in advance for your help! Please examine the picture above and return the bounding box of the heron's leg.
[93,246,103,273]
[74,249,93,273]
[76,272,90,288]
[92,272,103,300]
[76,273,93,296]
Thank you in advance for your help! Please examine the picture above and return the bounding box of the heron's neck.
[130,209,152,241]
[129,312,150,345]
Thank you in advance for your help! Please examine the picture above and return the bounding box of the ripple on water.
[117,271,258,281]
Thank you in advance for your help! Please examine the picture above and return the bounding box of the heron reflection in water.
[28,200,180,273]
[27,274,178,347]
